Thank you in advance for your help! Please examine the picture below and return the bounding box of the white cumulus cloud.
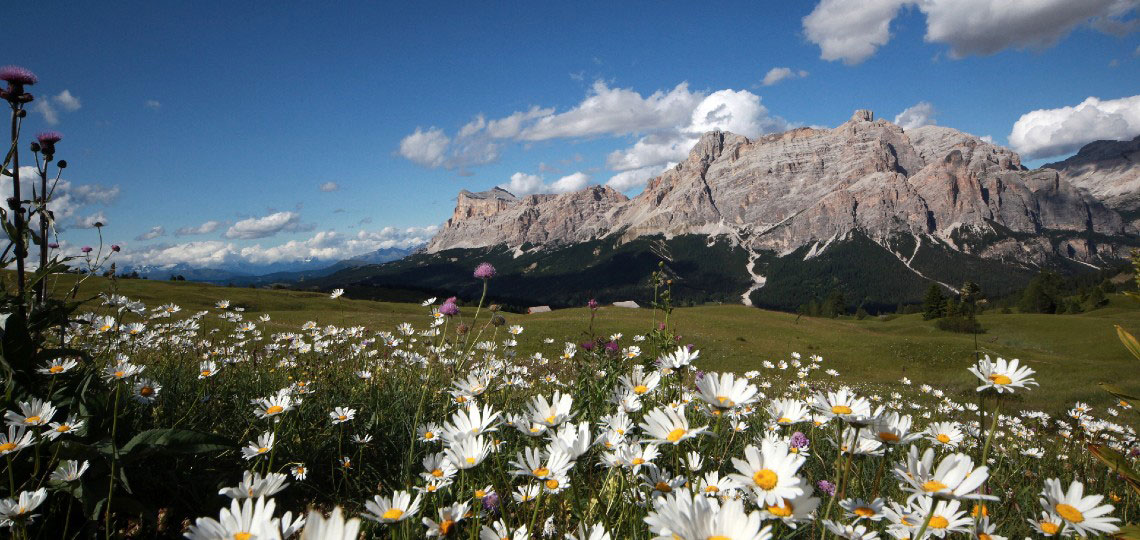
[894,101,939,130]
[1008,94,1140,159]
[176,220,221,236]
[117,225,439,268]
[761,67,809,86]
[32,90,83,125]
[606,164,672,193]
[319,181,340,192]
[224,211,310,240]
[398,127,451,168]
[135,226,166,241]
[499,171,593,197]
[803,0,1138,64]
[803,0,910,65]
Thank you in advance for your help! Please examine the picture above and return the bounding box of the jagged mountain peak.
[426,110,1135,274]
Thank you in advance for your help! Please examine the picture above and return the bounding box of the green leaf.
[118,429,234,463]
[1099,383,1140,407]
[1113,524,1140,540]
[1119,325,1140,361]
[1087,443,1140,495]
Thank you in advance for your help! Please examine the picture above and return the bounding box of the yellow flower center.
[979,535,993,540]
[24,416,40,424]
[338,415,347,421]
[545,415,556,424]
[854,507,875,518]
[753,469,779,490]
[929,516,949,529]
[831,405,852,415]
[923,480,948,492]
[266,405,284,415]
[1055,503,1084,523]
[431,469,444,477]
[937,434,951,444]
[655,481,672,493]
[56,425,71,432]
[634,385,649,394]
[475,490,486,498]
[257,447,268,454]
[140,386,155,397]
[424,432,435,439]
[777,417,792,424]
[705,485,719,493]
[439,519,455,534]
[0,443,17,452]
[382,508,404,520]
[767,501,794,518]
[114,371,125,378]
[201,370,212,377]
[465,457,476,464]
[1040,522,1060,534]
[545,479,560,490]
[666,428,687,442]
[878,432,899,442]
[234,533,252,540]
[989,374,1012,385]
[971,505,988,517]
[708,537,732,540]
[50,366,64,374]
[456,396,467,403]
[533,467,550,478]
[631,458,645,465]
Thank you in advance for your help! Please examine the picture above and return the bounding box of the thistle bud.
[491,314,505,327]
[456,323,469,335]
[489,304,501,312]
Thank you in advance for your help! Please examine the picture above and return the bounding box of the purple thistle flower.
[789,431,809,449]
[481,492,500,514]
[36,131,62,145]
[47,242,59,249]
[817,480,836,496]
[80,246,92,254]
[580,341,595,351]
[439,301,459,316]
[587,298,598,310]
[694,370,705,381]
[0,66,38,86]
[604,341,619,353]
[473,262,496,279]
[111,245,121,252]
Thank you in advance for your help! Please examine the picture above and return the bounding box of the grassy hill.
[52,273,1140,414]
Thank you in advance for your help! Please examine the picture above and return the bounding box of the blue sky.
[6,1,1139,268]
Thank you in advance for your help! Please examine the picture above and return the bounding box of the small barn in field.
[527,306,552,314]
[612,301,640,308]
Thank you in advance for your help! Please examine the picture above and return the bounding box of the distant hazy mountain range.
[120,246,421,285]
[238,110,1140,311]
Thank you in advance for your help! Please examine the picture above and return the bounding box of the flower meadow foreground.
[0,262,1136,539]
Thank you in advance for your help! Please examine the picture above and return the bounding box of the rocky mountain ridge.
[428,110,1134,273]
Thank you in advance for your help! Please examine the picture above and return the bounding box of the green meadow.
[66,274,1140,414]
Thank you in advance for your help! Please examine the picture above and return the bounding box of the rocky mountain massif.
[312,111,1139,311]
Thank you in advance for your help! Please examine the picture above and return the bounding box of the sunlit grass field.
[62,273,1140,415]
